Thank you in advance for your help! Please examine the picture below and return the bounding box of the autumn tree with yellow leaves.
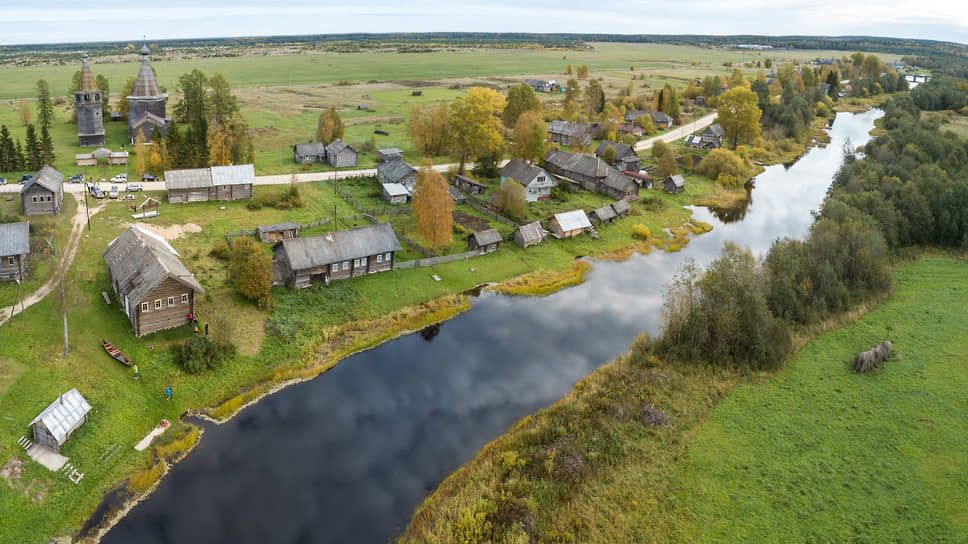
[449,87,505,174]
[411,162,454,252]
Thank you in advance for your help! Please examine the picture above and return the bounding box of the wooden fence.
[335,180,411,217]
[461,191,521,227]
[225,217,332,245]
[394,249,482,269]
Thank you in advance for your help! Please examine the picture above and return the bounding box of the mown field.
[400,257,968,543]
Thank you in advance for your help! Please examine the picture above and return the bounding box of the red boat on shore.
[102,340,132,367]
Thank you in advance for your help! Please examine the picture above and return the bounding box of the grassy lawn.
[401,257,968,543]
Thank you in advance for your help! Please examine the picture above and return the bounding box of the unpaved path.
[0,193,106,327]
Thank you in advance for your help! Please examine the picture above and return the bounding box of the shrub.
[696,148,750,187]
[172,335,219,373]
[246,200,262,211]
[229,237,271,305]
[631,224,651,239]
[639,196,667,212]
[209,243,232,261]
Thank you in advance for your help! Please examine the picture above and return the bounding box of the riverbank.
[399,256,968,543]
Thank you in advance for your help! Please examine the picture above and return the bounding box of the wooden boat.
[102,339,132,367]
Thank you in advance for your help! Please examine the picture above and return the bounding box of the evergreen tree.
[24,124,41,170]
[36,80,54,130]
[40,124,54,164]
[96,74,111,118]
[13,140,25,171]
[165,119,183,168]
[0,125,13,172]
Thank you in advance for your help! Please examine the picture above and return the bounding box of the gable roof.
[325,138,356,156]
[548,120,589,137]
[376,159,416,184]
[544,149,609,179]
[211,164,255,186]
[277,223,402,270]
[701,123,724,138]
[21,165,63,195]
[102,226,205,306]
[469,228,502,246]
[650,111,674,124]
[294,142,326,156]
[601,169,636,193]
[92,147,114,158]
[611,199,631,216]
[591,204,617,222]
[130,111,167,130]
[383,183,411,197]
[553,210,592,231]
[595,141,637,160]
[0,221,29,256]
[29,388,91,444]
[164,167,212,190]
[515,221,546,243]
[499,158,544,185]
[667,174,686,188]
[454,174,486,189]
[257,221,299,234]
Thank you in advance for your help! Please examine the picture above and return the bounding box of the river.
[100,110,883,544]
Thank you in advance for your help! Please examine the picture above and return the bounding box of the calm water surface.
[102,110,882,544]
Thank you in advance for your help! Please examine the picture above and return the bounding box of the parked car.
[125,183,143,192]
[109,186,119,199]
[68,174,84,182]
[110,173,127,183]
[121,194,135,201]
[91,186,106,199]
[142,174,158,182]
[19,174,34,184]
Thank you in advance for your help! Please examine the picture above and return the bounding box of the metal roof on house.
[382,183,410,197]
[102,225,205,307]
[0,221,29,256]
[29,388,91,444]
[469,228,502,246]
[257,221,299,234]
[553,210,592,231]
[376,159,416,184]
[211,164,255,186]
[277,223,402,271]
[499,158,543,186]
[514,221,546,243]
[20,165,63,195]
[78,52,97,92]
[164,168,212,190]
[130,46,165,98]
[294,142,326,156]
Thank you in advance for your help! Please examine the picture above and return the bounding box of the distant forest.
[2,32,966,58]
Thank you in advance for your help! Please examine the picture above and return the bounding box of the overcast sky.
[1,0,966,46]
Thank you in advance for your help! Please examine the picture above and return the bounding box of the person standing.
[133,364,139,380]
[166,385,172,401]
[205,323,209,336]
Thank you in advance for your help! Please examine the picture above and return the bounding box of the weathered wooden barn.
[325,139,358,168]
[272,223,402,288]
[103,226,205,337]
[164,164,255,203]
[611,199,631,219]
[664,175,686,194]
[512,221,547,248]
[257,221,300,243]
[548,210,592,239]
[30,388,91,453]
[293,142,327,164]
[542,150,638,201]
[589,204,618,225]
[547,120,592,147]
[0,221,29,282]
[454,175,486,195]
[467,228,502,254]
[20,166,64,216]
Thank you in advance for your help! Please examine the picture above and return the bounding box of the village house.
[547,120,592,147]
[548,209,592,239]
[21,165,64,216]
[624,110,674,129]
[512,221,547,248]
[30,388,91,453]
[524,79,557,93]
[611,198,631,219]
[0,221,29,282]
[376,159,417,190]
[623,170,654,189]
[378,148,403,162]
[325,139,358,168]
[589,204,617,225]
[664,174,686,194]
[699,124,724,148]
[293,142,327,164]
[271,222,402,288]
[594,141,641,172]
[498,158,556,202]
[257,221,300,243]
[164,164,255,203]
[467,228,502,254]
[542,149,639,201]
[454,175,486,196]
[618,123,645,137]
[382,183,411,204]
[102,226,205,337]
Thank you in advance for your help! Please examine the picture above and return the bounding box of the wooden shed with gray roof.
[467,228,502,254]
[103,226,205,337]
[589,204,618,224]
[164,164,254,203]
[325,138,358,168]
[21,165,64,216]
[257,221,300,243]
[376,159,417,189]
[512,221,547,248]
[272,223,402,288]
[293,142,327,164]
[30,388,91,453]
[0,221,29,282]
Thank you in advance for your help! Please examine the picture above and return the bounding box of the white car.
[110,173,127,183]
[109,186,119,199]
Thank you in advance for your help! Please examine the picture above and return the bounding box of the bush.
[209,243,231,261]
[172,335,220,373]
[696,148,750,187]
[631,224,651,239]
[639,196,666,212]
[246,200,262,211]
[229,237,272,305]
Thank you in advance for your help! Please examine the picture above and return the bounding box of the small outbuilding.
[548,210,592,239]
[664,175,686,194]
[382,183,411,204]
[0,221,30,282]
[454,175,486,196]
[378,148,403,162]
[512,221,547,248]
[467,228,502,254]
[21,165,64,216]
[257,221,300,243]
[30,388,91,453]
[376,159,417,189]
[611,199,631,219]
[293,142,327,164]
[589,204,618,225]
[326,139,358,168]
[75,153,97,166]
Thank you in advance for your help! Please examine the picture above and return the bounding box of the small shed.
[257,221,300,243]
[30,388,91,453]
[454,175,486,195]
[0,221,30,282]
[589,204,618,225]
[611,199,631,218]
[382,183,411,204]
[21,165,64,216]
[75,153,96,166]
[108,151,129,166]
[664,175,686,194]
[376,159,417,189]
[623,170,654,189]
[513,221,547,248]
[378,148,403,163]
[448,186,465,204]
[294,142,327,164]
[467,228,502,254]
[548,210,592,239]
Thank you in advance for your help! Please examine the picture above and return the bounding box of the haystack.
[853,340,892,373]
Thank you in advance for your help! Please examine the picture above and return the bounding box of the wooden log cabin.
[164,164,255,203]
[30,388,91,453]
[467,228,502,254]
[548,210,592,239]
[20,165,64,216]
[257,221,300,243]
[0,221,29,282]
[513,221,547,248]
[102,226,205,337]
[272,223,402,288]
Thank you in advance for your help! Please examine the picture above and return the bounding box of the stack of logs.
[853,340,892,373]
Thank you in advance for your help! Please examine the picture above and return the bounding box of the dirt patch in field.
[135,222,202,241]
[0,456,23,487]
[453,210,490,232]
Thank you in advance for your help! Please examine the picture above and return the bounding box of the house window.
[47,196,52,201]
[376,254,383,263]
[7,257,13,265]
[168,296,175,307]
[141,302,149,312]
[181,293,188,303]
[342,261,349,271]
[32,196,37,203]
[331,263,339,273]
[384,252,392,261]
[154,299,162,310]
